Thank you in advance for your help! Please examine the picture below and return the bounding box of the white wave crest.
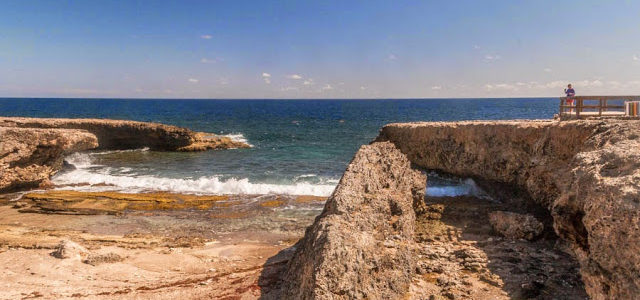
[52,170,336,196]
[427,178,491,199]
[221,133,253,147]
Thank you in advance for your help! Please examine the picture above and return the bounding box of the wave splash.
[56,152,335,196]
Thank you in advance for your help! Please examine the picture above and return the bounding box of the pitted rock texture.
[0,117,249,151]
[0,127,98,192]
[280,141,426,299]
[377,120,640,299]
[488,211,543,240]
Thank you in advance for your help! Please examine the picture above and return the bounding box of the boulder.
[281,141,426,299]
[51,240,89,260]
[489,211,543,240]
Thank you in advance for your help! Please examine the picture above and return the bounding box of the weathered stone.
[0,127,98,192]
[281,141,426,299]
[377,120,640,299]
[488,211,543,240]
[0,117,250,193]
[51,240,89,260]
[18,190,230,215]
[0,117,249,151]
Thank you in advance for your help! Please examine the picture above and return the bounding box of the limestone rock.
[377,120,640,299]
[0,117,249,151]
[281,141,426,299]
[51,240,89,260]
[0,127,98,192]
[489,211,543,240]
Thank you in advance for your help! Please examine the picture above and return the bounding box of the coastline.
[1,116,639,299]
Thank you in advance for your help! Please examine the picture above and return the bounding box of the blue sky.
[1,0,639,98]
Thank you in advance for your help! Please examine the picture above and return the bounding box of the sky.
[1,0,639,99]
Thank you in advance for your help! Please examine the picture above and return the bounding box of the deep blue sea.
[0,98,557,196]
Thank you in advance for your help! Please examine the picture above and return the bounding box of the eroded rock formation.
[0,117,249,151]
[0,117,250,193]
[0,127,98,192]
[281,141,426,299]
[377,120,640,299]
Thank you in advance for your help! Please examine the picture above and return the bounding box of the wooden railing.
[559,95,640,118]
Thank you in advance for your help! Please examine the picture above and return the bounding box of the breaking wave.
[56,152,335,196]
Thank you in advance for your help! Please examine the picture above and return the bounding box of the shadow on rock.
[257,246,295,299]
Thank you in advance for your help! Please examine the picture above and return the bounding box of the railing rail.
[559,95,640,118]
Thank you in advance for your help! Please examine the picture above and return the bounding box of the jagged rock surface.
[281,141,426,299]
[377,120,640,299]
[0,117,249,151]
[488,211,543,240]
[0,127,98,192]
[0,116,250,193]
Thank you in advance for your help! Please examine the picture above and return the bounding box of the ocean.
[0,98,558,197]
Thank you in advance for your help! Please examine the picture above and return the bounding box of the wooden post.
[559,98,564,116]
[599,98,603,116]
[576,98,581,118]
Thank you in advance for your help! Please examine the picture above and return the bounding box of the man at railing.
[564,84,575,112]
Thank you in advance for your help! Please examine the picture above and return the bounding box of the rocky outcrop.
[0,127,98,192]
[281,142,426,299]
[377,120,640,299]
[0,117,250,193]
[0,117,249,151]
[488,211,543,240]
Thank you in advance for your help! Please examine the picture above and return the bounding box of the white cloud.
[360,86,366,90]
[633,55,639,61]
[200,58,218,64]
[303,79,314,85]
[387,54,397,61]
[286,74,303,80]
[188,78,199,83]
[200,34,212,39]
[322,84,333,91]
[473,45,480,49]
[262,73,271,84]
[280,86,298,91]
[544,68,553,72]
[484,54,501,62]
[431,86,442,90]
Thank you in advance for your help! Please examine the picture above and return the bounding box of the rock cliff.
[0,117,250,193]
[0,117,249,151]
[0,127,98,192]
[281,141,426,299]
[377,120,640,299]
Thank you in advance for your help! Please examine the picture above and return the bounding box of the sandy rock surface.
[488,211,544,240]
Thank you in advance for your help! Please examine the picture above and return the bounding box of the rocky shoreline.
[0,117,250,192]
[0,118,638,299]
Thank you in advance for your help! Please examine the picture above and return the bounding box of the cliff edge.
[377,120,640,299]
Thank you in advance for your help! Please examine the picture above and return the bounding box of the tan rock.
[488,211,543,240]
[0,127,98,192]
[281,141,426,299]
[51,240,90,260]
[377,120,640,299]
[0,116,249,151]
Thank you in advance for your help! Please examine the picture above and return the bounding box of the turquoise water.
[0,98,557,196]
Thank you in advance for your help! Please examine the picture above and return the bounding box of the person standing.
[564,84,576,113]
